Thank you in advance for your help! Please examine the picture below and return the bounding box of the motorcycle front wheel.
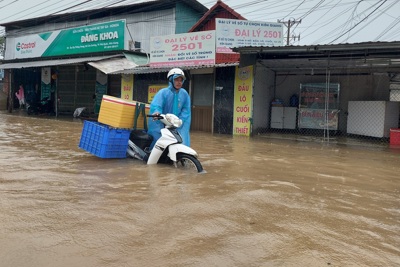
[176,154,203,173]
[27,106,35,115]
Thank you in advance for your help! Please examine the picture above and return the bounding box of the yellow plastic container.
[98,95,149,129]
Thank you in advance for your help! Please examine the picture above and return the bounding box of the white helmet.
[167,68,185,80]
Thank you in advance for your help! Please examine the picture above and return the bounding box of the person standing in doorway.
[15,84,25,109]
[147,68,191,149]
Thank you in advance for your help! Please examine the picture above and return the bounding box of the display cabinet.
[270,106,297,129]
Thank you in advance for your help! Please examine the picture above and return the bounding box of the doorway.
[191,73,214,132]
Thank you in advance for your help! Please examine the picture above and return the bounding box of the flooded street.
[0,111,399,267]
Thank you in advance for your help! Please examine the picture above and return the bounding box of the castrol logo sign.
[16,42,36,51]
[5,20,125,60]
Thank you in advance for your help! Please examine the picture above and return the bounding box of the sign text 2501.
[172,42,203,51]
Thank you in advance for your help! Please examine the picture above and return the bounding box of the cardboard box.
[79,120,130,158]
[98,95,149,129]
[390,128,400,145]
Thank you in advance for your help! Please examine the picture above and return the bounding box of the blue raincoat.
[147,78,191,149]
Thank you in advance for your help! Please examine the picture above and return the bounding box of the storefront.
[0,18,147,115]
[235,42,400,140]
[109,62,238,134]
[1,53,142,115]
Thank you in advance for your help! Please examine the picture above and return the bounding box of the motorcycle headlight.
[166,114,182,127]
[173,118,182,127]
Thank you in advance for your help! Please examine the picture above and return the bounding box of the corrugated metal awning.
[87,53,149,74]
[123,53,149,66]
[0,55,120,69]
[109,62,239,75]
[87,57,138,75]
[234,41,400,71]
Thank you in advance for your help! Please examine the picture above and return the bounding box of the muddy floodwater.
[0,111,399,267]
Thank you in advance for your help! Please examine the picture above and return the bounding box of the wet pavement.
[0,111,399,267]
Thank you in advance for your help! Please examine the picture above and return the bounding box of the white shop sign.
[150,31,215,68]
[216,18,284,53]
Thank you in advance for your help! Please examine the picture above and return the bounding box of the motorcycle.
[127,113,204,173]
[27,98,53,115]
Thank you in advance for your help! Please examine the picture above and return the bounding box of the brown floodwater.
[0,111,399,267]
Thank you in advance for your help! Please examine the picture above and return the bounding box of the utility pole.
[278,19,302,45]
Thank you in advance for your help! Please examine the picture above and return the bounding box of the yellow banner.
[148,84,167,103]
[121,74,134,100]
[233,66,253,136]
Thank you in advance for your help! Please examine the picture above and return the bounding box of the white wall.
[252,63,275,133]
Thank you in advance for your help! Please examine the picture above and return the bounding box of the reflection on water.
[0,112,399,267]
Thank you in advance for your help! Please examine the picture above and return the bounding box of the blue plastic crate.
[79,121,130,158]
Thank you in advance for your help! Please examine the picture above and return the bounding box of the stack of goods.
[271,98,284,107]
[79,95,150,158]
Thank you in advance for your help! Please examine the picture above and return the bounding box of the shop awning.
[233,41,400,73]
[87,58,138,74]
[0,55,119,69]
[109,62,239,75]
[87,53,149,74]
[123,53,149,66]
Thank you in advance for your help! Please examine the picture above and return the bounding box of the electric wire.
[299,1,345,43]
[373,2,400,40]
[333,0,365,42]
[4,0,207,36]
[328,0,387,44]
[312,0,385,44]
[283,0,306,18]
[298,0,326,20]
[242,0,305,21]
[0,0,400,45]
[343,0,396,42]
[0,0,69,23]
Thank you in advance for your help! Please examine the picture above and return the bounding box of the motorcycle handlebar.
[147,114,163,119]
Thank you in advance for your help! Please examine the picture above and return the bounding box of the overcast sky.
[0,0,399,45]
